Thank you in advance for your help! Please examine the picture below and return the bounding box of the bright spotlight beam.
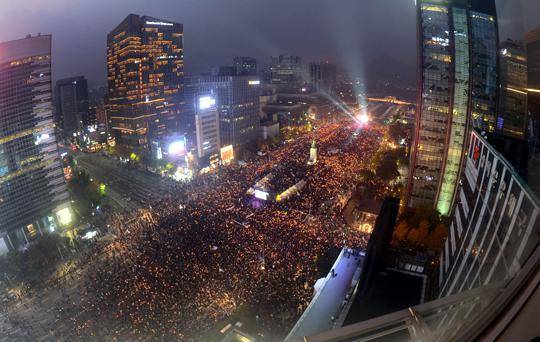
[317,88,366,125]
[359,113,369,125]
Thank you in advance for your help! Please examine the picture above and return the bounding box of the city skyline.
[1,1,540,341]
[1,0,538,88]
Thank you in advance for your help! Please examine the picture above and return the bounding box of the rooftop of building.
[343,268,425,326]
[0,34,51,65]
[355,198,383,215]
[285,248,364,341]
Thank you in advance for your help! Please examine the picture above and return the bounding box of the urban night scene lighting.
[1,1,540,342]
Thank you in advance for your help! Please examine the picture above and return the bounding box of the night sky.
[1,0,539,88]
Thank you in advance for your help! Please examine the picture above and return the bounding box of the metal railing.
[301,243,540,342]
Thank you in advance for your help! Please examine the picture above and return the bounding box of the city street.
[0,247,111,341]
[73,153,182,211]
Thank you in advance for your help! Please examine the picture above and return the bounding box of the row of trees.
[69,169,105,206]
[372,147,407,181]
[0,234,72,290]
[359,123,409,191]
[68,169,106,221]
[392,206,448,251]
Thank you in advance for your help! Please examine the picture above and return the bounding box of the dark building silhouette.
[233,57,257,76]
[55,76,90,138]
[309,61,337,93]
[498,39,528,140]
[270,55,303,89]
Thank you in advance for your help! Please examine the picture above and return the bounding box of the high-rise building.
[497,40,528,139]
[194,94,220,160]
[526,27,540,196]
[197,75,261,150]
[107,14,184,154]
[55,76,90,138]
[407,0,499,215]
[0,35,71,253]
[469,2,499,133]
[526,27,540,155]
[526,27,540,90]
[309,61,337,93]
[183,76,221,162]
[89,86,107,107]
[233,57,257,76]
[270,55,303,89]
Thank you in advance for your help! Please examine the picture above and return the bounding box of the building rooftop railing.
[301,241,540,342]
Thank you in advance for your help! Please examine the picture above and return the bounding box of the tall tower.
[195,94,220,161]
[526,27,540,155]
[309,61,337,93]
[497,40,528,139]
[525,26,540,195]
[55,76,90,138]
[0,35,71,252]
[107,14,184,155]
[407,0,498,215]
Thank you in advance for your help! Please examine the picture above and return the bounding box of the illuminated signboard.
[56,207,73,226]
[254,190,269,201]
[220,145,234,164]
[168,140,186,156]
[199,96,216,110]
[145,21,174,26]
[248,80,261,85]
[35,133,50,145]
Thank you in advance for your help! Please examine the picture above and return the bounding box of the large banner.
[220,145,234,164]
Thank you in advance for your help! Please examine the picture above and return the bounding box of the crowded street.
[3,120,385,341]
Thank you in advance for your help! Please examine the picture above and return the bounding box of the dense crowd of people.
[62,121,383,340]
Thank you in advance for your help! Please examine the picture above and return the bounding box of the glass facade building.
[0,35,70,253]
[107,14,184,154]
[469,8,499,133]
[526,27,540,187]
[497,40,528,139]
[408,0,499,216]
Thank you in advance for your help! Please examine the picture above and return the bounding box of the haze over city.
[1,0,540,341]
[1,0,539,86]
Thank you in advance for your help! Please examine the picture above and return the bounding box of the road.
[367,102,403,123]
[1,247,115,341]
[73,153,181,211]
